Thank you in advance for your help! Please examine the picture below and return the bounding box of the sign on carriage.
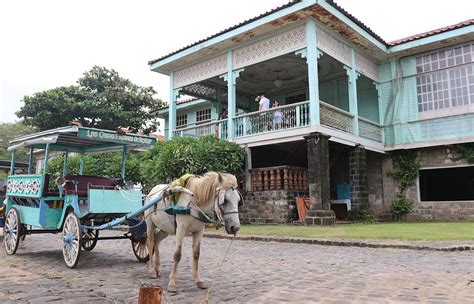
[77,128,155,145]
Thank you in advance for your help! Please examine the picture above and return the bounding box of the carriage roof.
[8,126,157,153]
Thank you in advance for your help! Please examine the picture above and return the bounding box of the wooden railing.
[358,117,383,142]
[172,119,228,140]
[233,101,310,138]
[250,166,308,192]
[320,101,354,134]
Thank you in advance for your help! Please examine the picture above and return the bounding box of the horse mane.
[186,172,236,207]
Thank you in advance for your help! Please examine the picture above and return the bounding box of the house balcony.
[172,100,383,146]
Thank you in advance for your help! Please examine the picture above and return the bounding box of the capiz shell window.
[416,42,474,118]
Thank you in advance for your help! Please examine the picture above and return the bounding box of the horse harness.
[156,174,241,230]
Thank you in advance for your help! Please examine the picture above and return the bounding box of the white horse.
[144,172,243,293]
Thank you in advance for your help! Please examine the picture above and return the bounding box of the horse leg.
[168,225,185,293]
[153,230,168,278]
[146,219,157,278]
[192,229,208,289]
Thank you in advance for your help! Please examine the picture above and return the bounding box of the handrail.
[173,119,227,132]
[358,116,383,127]
[235,100,310,118]
[319,100,354,118]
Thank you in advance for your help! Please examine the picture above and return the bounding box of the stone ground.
[0,230,473,303]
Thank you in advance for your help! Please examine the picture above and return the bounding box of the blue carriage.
[2,126,156,268]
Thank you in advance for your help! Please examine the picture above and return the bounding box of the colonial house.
[149,0,474,224]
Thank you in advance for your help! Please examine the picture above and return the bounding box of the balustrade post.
[276,169,282,191]
[288,169,294,191]
[242,116,247,136]
[283,169,289,191]
[251,171,257,192]
[296,105,301,127]
[269,170,275,191]
[263,170,269,191]
[257,171,263,191]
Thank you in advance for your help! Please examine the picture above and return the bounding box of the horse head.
[215,173,243,235]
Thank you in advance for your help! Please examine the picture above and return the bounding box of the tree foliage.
[140,136,245,187]
[46,152,142,184]
[0,122,36,162]
[17,66,163,133]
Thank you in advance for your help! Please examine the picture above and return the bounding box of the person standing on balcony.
[256,93,270,111]
[215,108,228,138]
[256,93,270,132]
[272,100,282,130]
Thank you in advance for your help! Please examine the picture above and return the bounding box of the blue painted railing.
[171,100,383,143]
[173,119,228,140]
[233,101,310,138]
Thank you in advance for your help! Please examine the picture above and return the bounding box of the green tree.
[0,122,36,162]
[140,136,245,188]
[17,66,163,133]
[46,152,142,184]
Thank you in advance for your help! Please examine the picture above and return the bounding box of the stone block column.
[349,144,369,211]
[304,132,335,225]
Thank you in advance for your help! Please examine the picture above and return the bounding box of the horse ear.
[218,173,223,184]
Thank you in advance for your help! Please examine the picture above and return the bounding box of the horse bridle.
[214,187,242,221]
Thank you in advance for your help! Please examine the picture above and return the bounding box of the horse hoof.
[196,281,208,290]
[167,285,177,293]
[148,271,158,279]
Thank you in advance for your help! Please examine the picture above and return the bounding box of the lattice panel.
[233,25,306,69]
[181,83,217,100]
[355,52,379,82]
[359,119,382,142]
[316,26,352,68]
[320,103,353,133]
[174,54,227,88]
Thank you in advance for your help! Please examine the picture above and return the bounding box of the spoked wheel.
[132,236,149,263]
[62,212,82,268]
[82,229,99,251]
[4,208,21,255]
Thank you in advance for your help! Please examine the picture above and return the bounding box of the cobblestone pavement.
[0,230,473,303]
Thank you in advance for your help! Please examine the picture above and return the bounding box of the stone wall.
[367,152,393,220]
[407,146,474,221]
[376,145,474,221]
[239,190,308,224]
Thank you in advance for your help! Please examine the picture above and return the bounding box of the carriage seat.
[64,175,121,196]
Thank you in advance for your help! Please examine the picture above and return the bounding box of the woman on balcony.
[273,100,282,130]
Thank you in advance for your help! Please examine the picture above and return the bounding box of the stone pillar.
[350,144,369,211]
[304,132,336,225]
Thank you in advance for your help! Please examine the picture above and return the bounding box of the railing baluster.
[276,169,281,190]
[263,170,269,191]
[296,105,301,127]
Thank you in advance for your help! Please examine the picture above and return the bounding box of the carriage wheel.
[82,229,99,251]
[132,236,149,263]
[4,208,21,255]
[62,212,82,268]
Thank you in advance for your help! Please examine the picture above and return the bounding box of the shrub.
[391,195,413,221]
[140,136,245,188]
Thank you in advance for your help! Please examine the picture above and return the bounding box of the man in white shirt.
[255,93,271,132]
[256,93,270,111]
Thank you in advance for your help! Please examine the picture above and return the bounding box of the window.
[196,108,211,123]
[176,114,187,129]
[416,43,474,116]
[419,166,474,201]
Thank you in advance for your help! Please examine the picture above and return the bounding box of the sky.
[1,0,473,124]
